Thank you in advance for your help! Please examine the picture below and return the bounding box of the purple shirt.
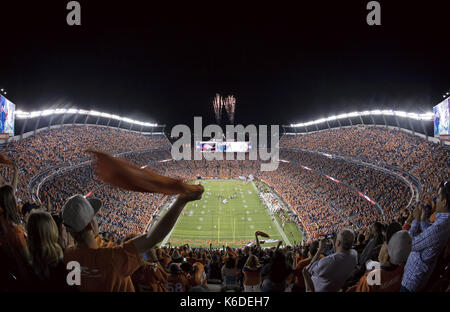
[401,212,450,292]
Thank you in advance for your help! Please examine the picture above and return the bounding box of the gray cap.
[388,230,412,265]
[62,194,102,233]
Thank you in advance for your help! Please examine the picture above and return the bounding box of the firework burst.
[224,95,236,124]
[212,93,223,124]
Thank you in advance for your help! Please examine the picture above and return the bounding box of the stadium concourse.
[0,122,449,292]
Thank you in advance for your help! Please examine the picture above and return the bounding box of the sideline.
[252,181,292,245]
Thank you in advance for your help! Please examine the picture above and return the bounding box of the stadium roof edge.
[287,110,433,127]
[14,108,159,127]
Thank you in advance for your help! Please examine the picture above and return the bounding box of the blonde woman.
[242,255,262,292]
[0,184,31,289]
[27,210,75,291]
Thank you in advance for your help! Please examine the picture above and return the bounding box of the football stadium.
[0,1,449,301]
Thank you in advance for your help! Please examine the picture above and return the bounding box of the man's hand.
[179,184,204,202]
[420,205,428,222]
[405,211,414,225]
[318,239,325,252]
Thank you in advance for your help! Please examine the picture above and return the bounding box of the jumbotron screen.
[0,94,15,136]
[196,141,251,152]
[433,97,450,136]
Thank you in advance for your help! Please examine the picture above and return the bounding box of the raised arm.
[132,186,203,254]
[307,239,324,269]
[255,232,260,249]
[276,240,282,251]
[11,163,19,196]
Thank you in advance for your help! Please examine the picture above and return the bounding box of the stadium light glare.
[89,110,102,117]
[12,108,159,127]
[327,116,337,121]
[41,109,55,116]
[290,108,434,127]
[66,108,78,114]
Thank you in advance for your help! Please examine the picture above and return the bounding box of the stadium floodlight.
[41,109,55,116]
[394,111,408,118]
[30,111,41,118]
[290,108,434,127]
[326,116,337,121]
[12,108,159,127]
[0,88,3,92]
[89,110,102,117]
[121,117,134,124]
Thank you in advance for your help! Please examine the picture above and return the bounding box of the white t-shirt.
[308,249,358,292]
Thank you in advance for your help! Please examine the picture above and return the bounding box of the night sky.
[1,1,449,129]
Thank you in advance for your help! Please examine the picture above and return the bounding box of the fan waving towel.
[255,231,270,238]
[86,149,202,195]
[0,153,14,166]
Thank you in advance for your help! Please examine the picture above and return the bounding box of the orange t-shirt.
[132,262,168,292]
[293,255,324,289]
[349,265,404,292]
[0,220,27,250]
[166,272,190,292]
[63,240,142,292]
[188,262,207,287]
[293,257,312,289]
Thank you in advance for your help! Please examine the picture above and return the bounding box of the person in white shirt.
[304,229,358,292]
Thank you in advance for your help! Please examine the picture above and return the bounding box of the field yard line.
[218,216,220,242]
[252,181,292,246]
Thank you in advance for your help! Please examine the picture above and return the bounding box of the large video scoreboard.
[196,141,251,152]
[434,97,450,137]
[0,94,15,136]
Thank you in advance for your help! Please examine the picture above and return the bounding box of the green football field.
[159,180,303,248]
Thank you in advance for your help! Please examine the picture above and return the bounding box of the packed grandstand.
[0,115,449,293]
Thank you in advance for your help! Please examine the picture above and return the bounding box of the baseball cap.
[61,194,102,233]
[387,230,412,265]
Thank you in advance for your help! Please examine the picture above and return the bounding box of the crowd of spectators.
[0,124,448,292]
[280,150,411,222]
[0,125,171,202]
[280,126,448,204]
